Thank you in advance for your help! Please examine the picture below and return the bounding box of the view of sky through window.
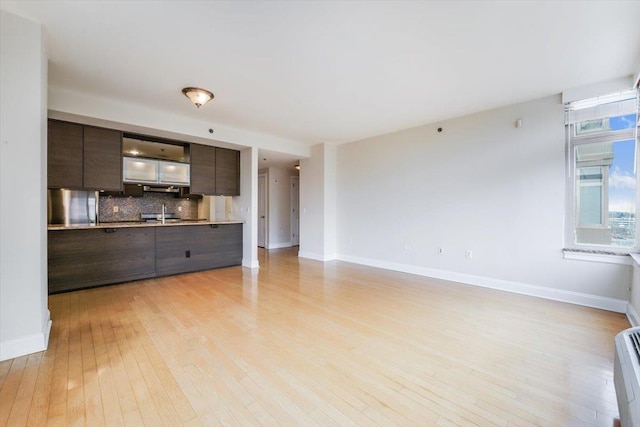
[608,114,637,214]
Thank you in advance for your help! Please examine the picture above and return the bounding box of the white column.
[299,143,337,261]
[0,11,50,361]
[233,146,259,268]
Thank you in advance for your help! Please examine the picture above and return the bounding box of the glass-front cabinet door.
[158,161,190,185]
[123,157,158,183]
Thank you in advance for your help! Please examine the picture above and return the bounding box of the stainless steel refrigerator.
[47,189,98,226]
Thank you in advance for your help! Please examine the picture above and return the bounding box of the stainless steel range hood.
[143,185,180,193]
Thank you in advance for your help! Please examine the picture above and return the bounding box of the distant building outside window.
[565,89,639,252]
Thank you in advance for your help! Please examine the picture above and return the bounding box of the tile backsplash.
[99,192,200,222]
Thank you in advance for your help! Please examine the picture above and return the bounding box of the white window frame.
[565,111,639,254]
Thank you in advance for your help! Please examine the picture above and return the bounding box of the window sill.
[563,249,632,265]
[629,253,640,267]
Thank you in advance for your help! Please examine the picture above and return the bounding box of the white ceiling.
[2,1,640,149]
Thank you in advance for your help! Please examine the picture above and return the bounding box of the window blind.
[565,89,638,125]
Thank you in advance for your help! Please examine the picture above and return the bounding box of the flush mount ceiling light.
[182,87,214,108]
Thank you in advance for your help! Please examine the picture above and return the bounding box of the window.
[566,89,639,252]
[576,118,610,135]
[577,165,605,226]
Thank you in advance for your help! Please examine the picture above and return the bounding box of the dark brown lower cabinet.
[48,224,243,293]
[48,227,156,293]
[156,224,242,276]
[209,223,244,268]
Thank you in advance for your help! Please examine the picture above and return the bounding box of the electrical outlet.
[465,250,473,259]
[113,206,118,213]
[178,206,182,212]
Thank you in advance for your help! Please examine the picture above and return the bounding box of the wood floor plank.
[182,364,226,426]
[110,302,146,426]
[0,360,13,390]
[45,294,70,427]
[79,300,105,427]
[65,294,86,427]
[0,358,24,426]
[0,247,631,426]
[6,352,43,426]
[115,313,164,427]
[25,350,56,426]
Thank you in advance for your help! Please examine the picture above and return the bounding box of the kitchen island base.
[48,223,242,294]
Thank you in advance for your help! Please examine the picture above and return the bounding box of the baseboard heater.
[615,327,640,427]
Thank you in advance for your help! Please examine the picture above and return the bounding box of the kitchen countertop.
[48,219,244,231]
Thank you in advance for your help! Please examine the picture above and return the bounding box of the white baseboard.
[337,254,628,314]
[0,309,51,362]
[298,251,336,262]
[627,303,640,327]
[242,259,259,269]
[266,242,292,249]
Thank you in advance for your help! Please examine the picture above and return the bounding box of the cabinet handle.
[104,228,117,233]
[210,224,219,229]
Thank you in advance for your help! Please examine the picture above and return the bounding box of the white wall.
[299,144,325,259]
[299,143,337,261]
[265,166,298,249]
[0,11,50,361]
[629,259,640,326]
[337,94,630,311]
[198,195,233,222]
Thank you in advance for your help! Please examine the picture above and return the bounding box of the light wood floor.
[0,247,630,426]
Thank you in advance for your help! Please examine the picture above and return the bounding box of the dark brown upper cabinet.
[48,119,122,191]
[101,183,144,198]
[215,147,240,196]
[83,126,122,191]
[48,120,83,189]
[190,143,216,195]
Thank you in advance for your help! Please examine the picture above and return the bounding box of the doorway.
[258,173,267,248]
[291,176,299,246]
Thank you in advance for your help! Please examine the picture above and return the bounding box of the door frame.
[258,172,268,248]
[290,176,299,246]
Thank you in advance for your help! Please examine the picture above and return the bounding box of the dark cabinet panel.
[102,183,143,198]
[49,223,242,294]
[48,227,156,293]
[49,120,237,194]
[177,187,203,200]
[190,143,216,195]
[155,226,213,275]
[156,224,243,275]
[83,126,122,191]
[48,119,123,191]
[123,183,144,197]
[209,223,243,268]
[48,120,83,189]
[215,148,240,196]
